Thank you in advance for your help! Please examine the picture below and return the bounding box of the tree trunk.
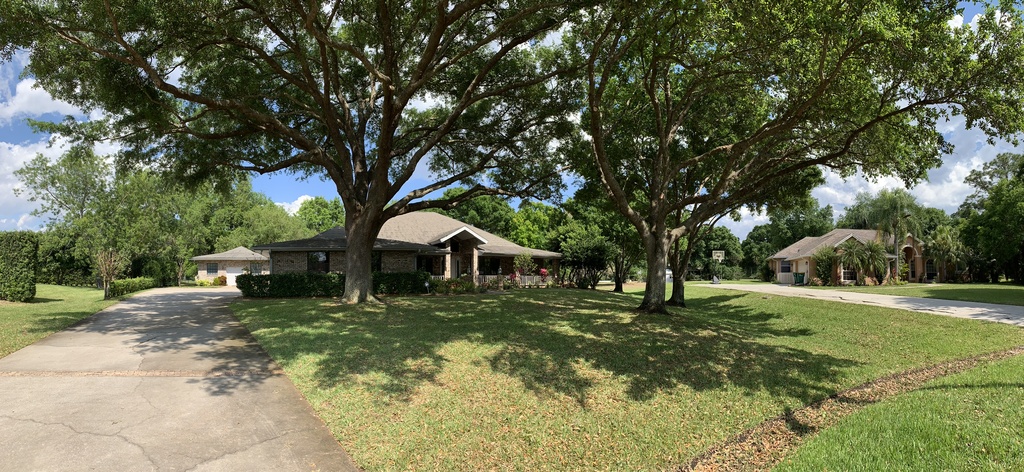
[893,235,901,283]
[637,231,671,314]
[342,215,383,304]
[612,252,625,292]
[667,241,693,308]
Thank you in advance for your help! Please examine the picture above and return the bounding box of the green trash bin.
[794,273,805,285]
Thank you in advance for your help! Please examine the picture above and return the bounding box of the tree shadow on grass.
[239,288,859,407]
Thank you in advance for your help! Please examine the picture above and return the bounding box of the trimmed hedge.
[236,271,432,298]
[236,272,345,298]
[109,277,158,298]
[374,271,432,295]
[0,231,38,302]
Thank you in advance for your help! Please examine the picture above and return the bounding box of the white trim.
[438,226,488,244]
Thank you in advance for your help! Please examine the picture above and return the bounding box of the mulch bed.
[679,346,1024,472]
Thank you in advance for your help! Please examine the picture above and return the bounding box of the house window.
[307,252,329,273]
[478,257,501,275]
[925,260,937,279]
[780,261,792,273]
[842,269,856,281]
[206,263,218,275]
[249,262,263,274]
[416,256,439,275]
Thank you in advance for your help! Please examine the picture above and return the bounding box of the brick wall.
[329,251,346,272]
[271,252,307,273]
[381,251,416,272]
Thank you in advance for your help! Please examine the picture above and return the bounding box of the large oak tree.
[2,0,584,302]
[575,1,1024,312]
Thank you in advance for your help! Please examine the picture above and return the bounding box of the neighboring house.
[191,247,270,286]
[253,211,560,283]
[769,229,930,285]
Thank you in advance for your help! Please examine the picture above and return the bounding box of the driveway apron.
[0,287,358,471]
[705,283,1024,327]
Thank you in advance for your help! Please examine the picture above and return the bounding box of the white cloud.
[276,194,312,215]
[719,206,770,240]
[0,78,83,125]
[0,137,66,230]
[948,14,964,29]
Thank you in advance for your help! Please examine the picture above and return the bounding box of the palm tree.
[866,189,922,282]
[837,239,866,284]
[927,225,964,282]
[861,240,889,283]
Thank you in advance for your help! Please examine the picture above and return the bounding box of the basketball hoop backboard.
[712,250,725,262]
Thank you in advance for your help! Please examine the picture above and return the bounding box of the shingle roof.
[191,246,269,262]
[770,229,884,261]
[253,211,561,259]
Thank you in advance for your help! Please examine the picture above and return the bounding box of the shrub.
[236,273,346,298]
[214,275,227,286]
[0,231,38,302]
[373,271,431,295]
[428,278,475,295]
[236,271,434,298]
[758,263,775,283]
[717,266,741,280]
[196,279,212,287]
[108,277,158,298]
[513,252,537,275]
[811,247,837,286]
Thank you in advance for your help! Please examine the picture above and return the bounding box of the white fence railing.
[428,274,551,287]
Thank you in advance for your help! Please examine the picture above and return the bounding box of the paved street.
[705,283,1024,327]
[0,287,358,471]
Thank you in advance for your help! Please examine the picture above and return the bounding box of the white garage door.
[226,267,244,286]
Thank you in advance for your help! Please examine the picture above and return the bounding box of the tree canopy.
[2,0,584,302]
[571,1,1024,311]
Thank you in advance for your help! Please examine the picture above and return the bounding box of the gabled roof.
[770,229,884,261]
[253,211,561,259]
[191,246,269,262]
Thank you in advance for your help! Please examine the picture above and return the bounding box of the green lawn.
[777,355,1024,471]
[809,283,1024,306]
[231,287,1024,470]
[0,284,117,358]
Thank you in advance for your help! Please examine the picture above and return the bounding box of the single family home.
[191,246,270,286]
[769,229,930,285]
[252,211,560,284]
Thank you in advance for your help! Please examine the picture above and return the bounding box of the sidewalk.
[705,284,1024,327]
[0,287,358,471]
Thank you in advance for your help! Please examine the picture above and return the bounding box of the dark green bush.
[236,273,346,298]
[373,271,431,295]
[109,277,158,298]
[428,278,476,295]
[0,231,38,302]
[238,271,434,298]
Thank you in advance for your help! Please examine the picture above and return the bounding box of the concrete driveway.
[704,284,1024,327]
[0,287,358,471]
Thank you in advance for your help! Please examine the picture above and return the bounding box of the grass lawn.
[808,282,1024,306]
[777,355,1024,471]
[231,287,1024,471]
[0,284,117,358]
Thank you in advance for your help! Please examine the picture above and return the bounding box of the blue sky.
[2,3,1018,240]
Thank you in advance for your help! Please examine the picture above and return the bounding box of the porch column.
[444,249,451,279]
[470,244,479,282]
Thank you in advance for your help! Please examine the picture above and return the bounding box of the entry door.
[226,267,244,286]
